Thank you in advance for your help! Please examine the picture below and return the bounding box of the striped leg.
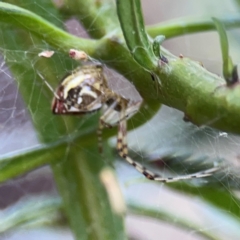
[116,102,159,180]
[117,105,220,182]
[97,121,104,154]
[97,97,121,153]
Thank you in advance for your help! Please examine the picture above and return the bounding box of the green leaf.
[212,17,239,85]
[152,35,165,58]
[52,144,126,240]
[0,143,65,183]
[128,201,220,240]
[60,0,118,39]
[0,196,64,232]
[169,182,240,222]
[116,0,158,70]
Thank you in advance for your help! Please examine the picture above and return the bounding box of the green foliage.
[212,17,238,85]
[0,0,240,240]
[117,0,158,70]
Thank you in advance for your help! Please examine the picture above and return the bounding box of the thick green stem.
[94,36,240,134]
[0,2,97,54]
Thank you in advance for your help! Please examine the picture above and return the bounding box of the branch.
[1,3,240,134]
[115,0,240,134]
[147,15,240,39]
[1,2,240,135]
[0,2,97,54]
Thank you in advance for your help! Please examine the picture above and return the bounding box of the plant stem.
[147,15,240,39]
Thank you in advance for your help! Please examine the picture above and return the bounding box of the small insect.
[40,63,219,182]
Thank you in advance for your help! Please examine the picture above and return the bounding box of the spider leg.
[117,104,220,182]
[152,166,220,182]
[97,97,121,153]
[82,96,102,111]
[97,119,108,154]
[117,108,160,180]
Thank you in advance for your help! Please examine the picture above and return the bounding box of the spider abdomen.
[52,65,104,114]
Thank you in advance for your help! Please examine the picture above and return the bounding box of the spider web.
[0,1,240,240]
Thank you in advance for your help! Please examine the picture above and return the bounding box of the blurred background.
[1,0,240,239]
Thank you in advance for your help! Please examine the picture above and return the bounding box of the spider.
[40,63,220,182]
